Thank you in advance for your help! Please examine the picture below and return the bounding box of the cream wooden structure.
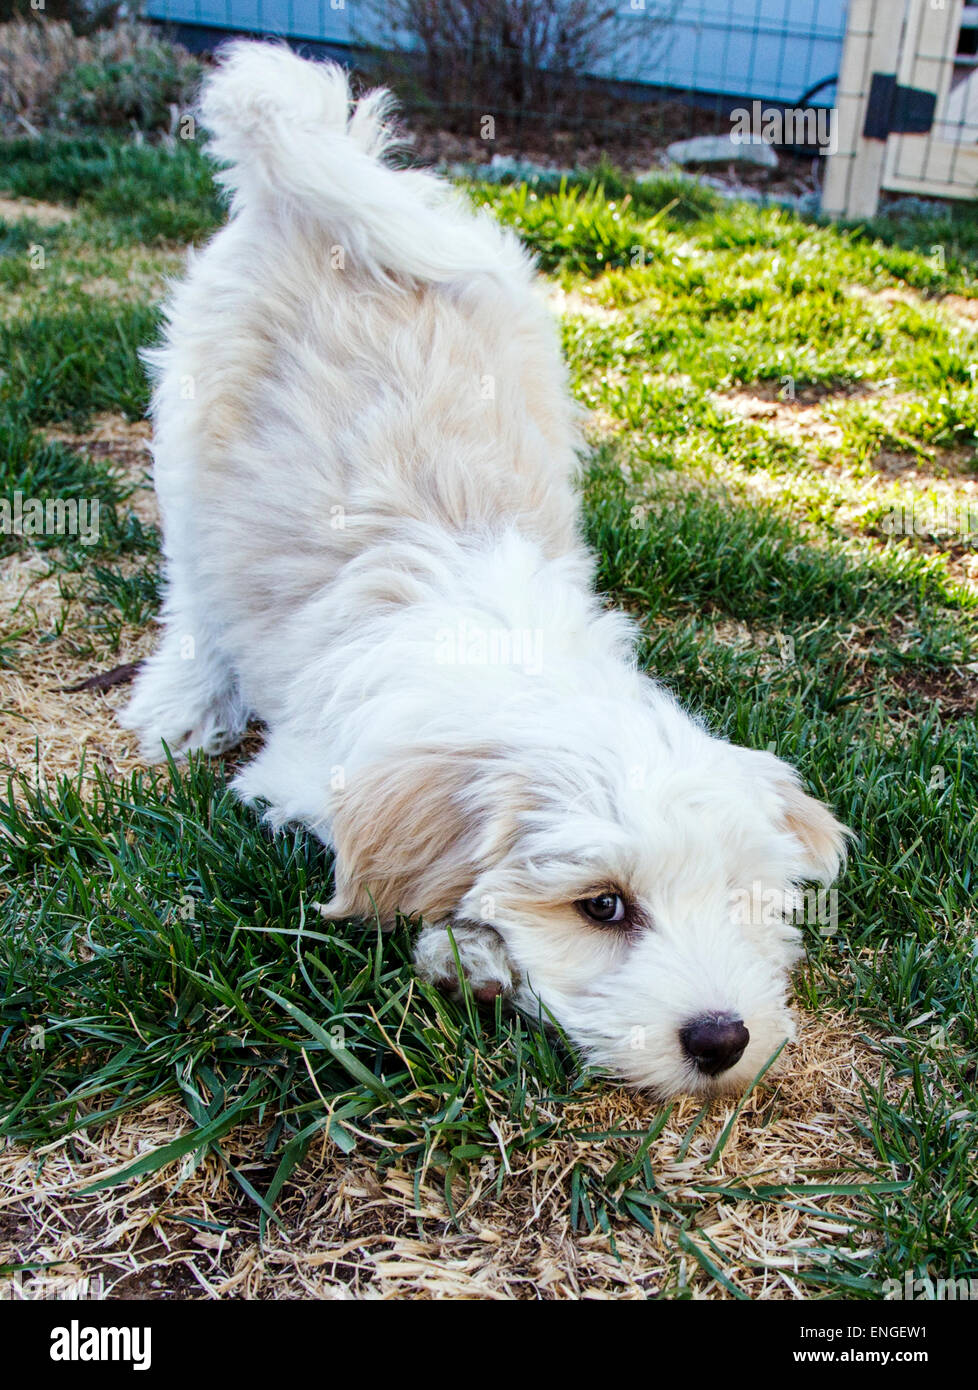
[823,0,978,217]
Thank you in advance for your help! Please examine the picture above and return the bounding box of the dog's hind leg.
[121,575,249,762]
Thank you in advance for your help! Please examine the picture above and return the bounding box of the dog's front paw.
[413,921,518,1005]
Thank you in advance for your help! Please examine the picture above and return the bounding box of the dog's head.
[322,689,850,1096]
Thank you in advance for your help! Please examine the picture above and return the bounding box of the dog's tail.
[199,41,527,283]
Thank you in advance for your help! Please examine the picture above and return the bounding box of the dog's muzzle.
[679,1012,750,1076]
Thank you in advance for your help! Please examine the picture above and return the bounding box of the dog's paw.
[120,649,248,762]
[413,921,518,1005]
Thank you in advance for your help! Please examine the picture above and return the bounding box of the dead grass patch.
[884,663,978,717]
[547,284,624,325]
[0,1008,894,1300]
[848,284,978,327]
[721,380,877,408]
[736,464,978,594]
[0,549,155,784]
[708,390,978,592]
[942,293,978,322]
[709,618,795,679]
[0,195,73,227]
[0,415,157,784]
[58,244,186,306]
[43,412,156,527]
[848,285,923,312]
[714,390,846,452]
[868,446,977,482]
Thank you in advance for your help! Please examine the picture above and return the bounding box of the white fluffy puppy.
[122,42,850,1096]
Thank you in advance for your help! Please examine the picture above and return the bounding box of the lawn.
[0,135,976,1300]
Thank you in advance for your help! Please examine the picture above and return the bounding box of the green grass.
[1,134,976,1297]
[0,760,582,1213]
[0,303,157,425]
[862,196,978,274]
[468,178,675,275]
[0,136,226,245]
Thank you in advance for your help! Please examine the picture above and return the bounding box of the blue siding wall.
[145,0,848,106]
[615,1,848,104]
[145,0,387,48]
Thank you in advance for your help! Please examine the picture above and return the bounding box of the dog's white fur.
[122,42,850,1096]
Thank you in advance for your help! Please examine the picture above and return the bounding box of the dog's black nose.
[679,1014,750,1076]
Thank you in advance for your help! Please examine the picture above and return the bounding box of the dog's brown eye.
[577,893,626,925]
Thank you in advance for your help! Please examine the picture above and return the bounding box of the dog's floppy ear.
[746,749,852,885]
[318,748,521,923]
[777,772,851,884]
